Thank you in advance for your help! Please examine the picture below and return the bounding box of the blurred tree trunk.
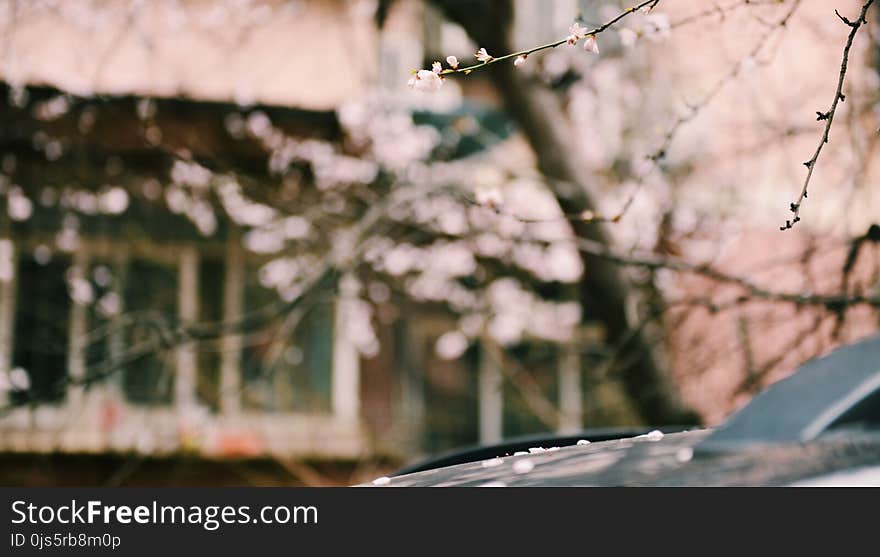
[429,0,699,425]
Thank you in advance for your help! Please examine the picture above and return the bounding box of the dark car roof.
[363,334,880,487]
[377,429,880,486]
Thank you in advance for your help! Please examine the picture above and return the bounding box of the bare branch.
[433,0,661,78]
[782,0,876,230]
[574,236,880,311]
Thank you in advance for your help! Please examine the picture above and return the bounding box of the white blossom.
[676,447,694,463]
[218,181,277,226]
[435,330,469,360]
[98,186,129,214]
[244,228,285,254]
[431,61,442,74]
[282,216,311,239]
[475,185,503,208]
[345,297,380,358]
[92,265,112,287]
[619,28,637,47]
[7,188,33,221]
[98,292,121,317]
[514,54,527,68]
[424,242,476,277]
[446,55,459,69]
[33,245,51,266]
[475,47,492,63]
[34,95,71,121]
[459,314,485,337]
[367,281,390,304]
[488,315,523,345]
[56,228,79,252]
[546,243,583,282]
[583,35,599,54]
[170,160,213,189]
[68,276,94,305]
[408,69,444,93]
[383,243,422,276]
[9,367,30,391]
[643,13,670,42]
[513,458,535,474]
[567,22,588,45]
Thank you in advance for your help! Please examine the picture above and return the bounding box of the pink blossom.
[408,69,443,92]
[475,185,503,208]
[567,22,588,45]
[583,35,599,54]
[619,28,637,47]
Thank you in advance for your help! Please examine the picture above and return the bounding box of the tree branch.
[782,0,875,230]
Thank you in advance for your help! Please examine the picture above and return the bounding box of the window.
[196,256,224,411]
[11,252,71,404]
[421,332,479,453]
[3,235,346,417]
[502,343,560,438]
[240,270,334,413]
[121,259,177,404]
[82,259,125,390]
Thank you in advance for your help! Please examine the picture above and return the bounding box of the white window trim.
[557,342,583,434]
[478,338,503,444]
[332,273,361,424]
[175,245,199,414]
[0,238,16,408]
[66,250,89,408]
[219,233,244,415]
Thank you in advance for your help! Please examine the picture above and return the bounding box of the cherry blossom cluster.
[565,22,599,54]
[407,2,665,92]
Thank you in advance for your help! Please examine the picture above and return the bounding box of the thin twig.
[782,0,876,230]
[574,236,880,310]
[652,0,802,162]
[671,0,782,29]
[438,0,660,77]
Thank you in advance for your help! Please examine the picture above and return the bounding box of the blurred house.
[0,0,608,485]
[4,0,874,486]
